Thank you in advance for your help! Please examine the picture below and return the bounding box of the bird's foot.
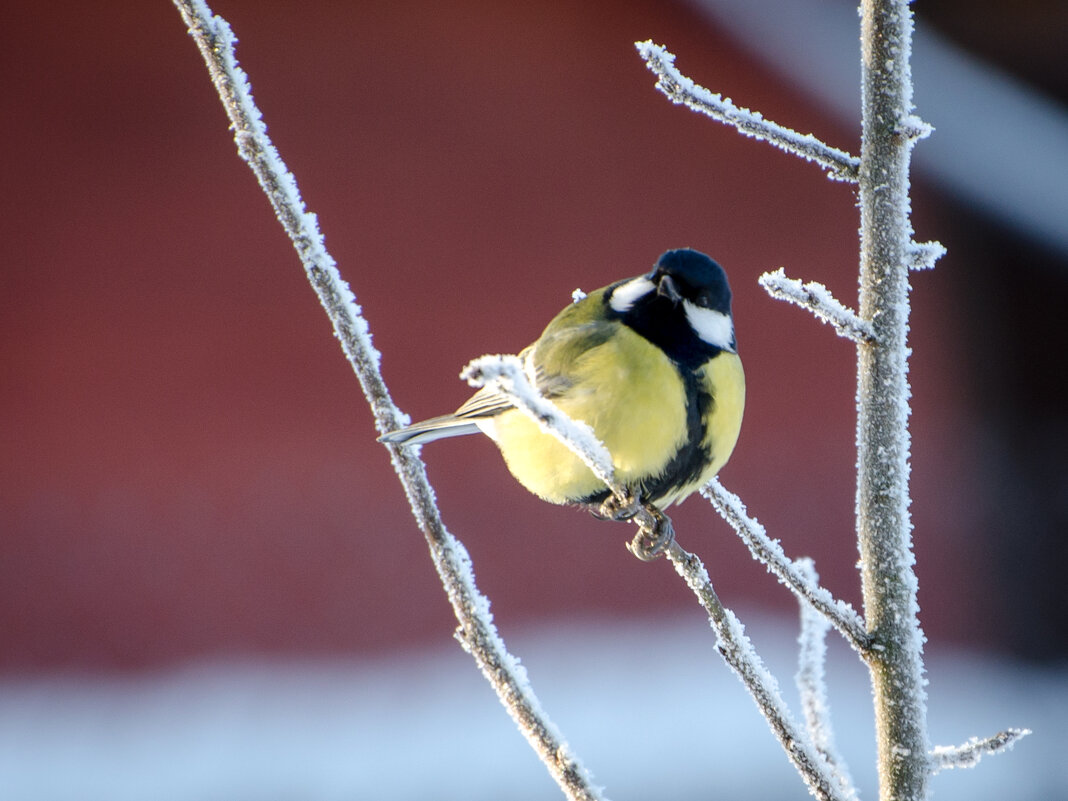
[593,493,641,522]
[626,506,675,562]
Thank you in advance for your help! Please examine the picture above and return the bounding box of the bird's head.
[608,248,737,357]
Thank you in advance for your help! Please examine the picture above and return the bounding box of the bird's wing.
[453,384,515,419]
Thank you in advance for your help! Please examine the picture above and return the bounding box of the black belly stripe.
[578,362,713,506]
[577,286,725,506]
[637,365,712,504]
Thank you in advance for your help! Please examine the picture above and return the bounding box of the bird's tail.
[378,415,482,446]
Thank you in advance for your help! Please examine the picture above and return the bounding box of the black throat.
[605,291,725,372]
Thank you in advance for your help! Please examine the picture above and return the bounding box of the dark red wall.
[0,0,990,670]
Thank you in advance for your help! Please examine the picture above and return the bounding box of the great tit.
[380,248,744,512]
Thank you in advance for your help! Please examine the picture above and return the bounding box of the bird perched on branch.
[380,248,744,523]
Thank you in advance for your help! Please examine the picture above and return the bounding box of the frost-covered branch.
[759,269,874,343]
[466,355,855,801]
[667,543,854,801]
[463,354,672,560]
[855,1,931,798]
[171,4,603,799]
[635,41,859,182]
[462,355,617,491]
[929,728,1031,774]
[700,480,870,653]
[907,240,946,271]
[796,560,856,796]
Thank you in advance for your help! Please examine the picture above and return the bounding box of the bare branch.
[666,543,855,801]
[929,728,1031,774]
[759,268,874,343]
[795,560,857,795]
[171,4,604,798]
[700,480,871,654]
[635,41,859,182]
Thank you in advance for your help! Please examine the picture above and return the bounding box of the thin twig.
[464,355,852,800]
[171,3,603,798]
[666,542,854,801]
[463,354,670,558]
[701,480,871,654]
[759,269,874,343]
[929,728,1031,774]
[907,240,946,271]
[635,41,859,182]
[796,560,857,796]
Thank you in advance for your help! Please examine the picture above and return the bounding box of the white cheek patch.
[608,277,656,312]
[684,300,735,351]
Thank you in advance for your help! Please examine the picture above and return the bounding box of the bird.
[379,248,745,519]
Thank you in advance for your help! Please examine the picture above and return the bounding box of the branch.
[171,4,604,799]
[666,543,854,801]
[795,560,856,796]
[635,41,859,182]
[466,355,853,801]
[907,240,946,271]
[463,354,672,560]
[929,728,1031,774]
[856,0,931,797]
[700,480,870,653]
[462,355,617,489]
[759,268,874,343]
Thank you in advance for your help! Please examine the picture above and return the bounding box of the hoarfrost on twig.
[759,268,874,343]
[635,41,859,182]
[929,728,1032,773]
[172,3,604,798]
[907,240,947,271]
[796,560,856,796]
[465,356,853,801]
[461,355,616,489]
[667,544,855,801]
[701,480,870,654]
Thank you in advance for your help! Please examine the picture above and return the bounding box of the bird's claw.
[593,494,641,522]
[589,494,675,561]
[626,506,675,562]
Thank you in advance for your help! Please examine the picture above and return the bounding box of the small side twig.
[700,480,871,654]
[759,269,874,343]
[907,240,947,271]
[796,560,856,796]
[929,728,1032,774]
[635,41,859,182]
[172,4,603,799]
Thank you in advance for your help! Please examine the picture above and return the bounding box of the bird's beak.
[657,274,682,305]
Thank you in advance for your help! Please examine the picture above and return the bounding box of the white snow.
[0,615,1056,801]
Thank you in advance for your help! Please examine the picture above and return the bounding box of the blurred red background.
[1,0,1064,673]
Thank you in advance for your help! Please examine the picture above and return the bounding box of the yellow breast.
[485,327,743,507]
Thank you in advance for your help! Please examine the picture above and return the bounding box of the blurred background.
[2,0,1066,798]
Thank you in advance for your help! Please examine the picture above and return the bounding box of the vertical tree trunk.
[856,1,929,799]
